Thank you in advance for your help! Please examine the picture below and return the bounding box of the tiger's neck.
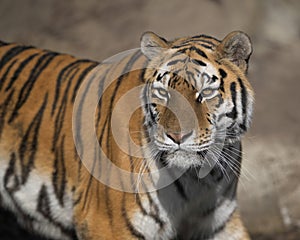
[155,141,242,238]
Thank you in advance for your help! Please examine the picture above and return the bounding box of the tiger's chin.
[161,149,206,170]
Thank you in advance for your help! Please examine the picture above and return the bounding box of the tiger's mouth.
[147,125,216,169]
[158,148,210,169]
[153,136,212,169]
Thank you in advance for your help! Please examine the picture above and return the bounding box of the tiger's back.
[0,41,99,238]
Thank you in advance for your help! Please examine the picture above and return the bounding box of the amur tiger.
[0,31,254,240]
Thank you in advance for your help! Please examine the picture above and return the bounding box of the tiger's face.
[141,31,253,169]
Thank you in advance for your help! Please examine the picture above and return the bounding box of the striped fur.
[0,31,253,240]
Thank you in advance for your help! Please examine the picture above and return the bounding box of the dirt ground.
[0,0,299,239]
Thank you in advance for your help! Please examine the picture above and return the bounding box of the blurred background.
[0,0,299,239]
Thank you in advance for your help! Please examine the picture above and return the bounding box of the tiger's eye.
[202,88,214,97]
[158,88,168,97]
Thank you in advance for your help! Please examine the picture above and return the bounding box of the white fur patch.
[132,192,175,240]
[164,150,203,169]
[0,159,73,240]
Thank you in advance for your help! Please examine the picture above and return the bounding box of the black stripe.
[73,191,83,206]
[226,82,237,119]
[186,71,198,90]
[132,140,165,228]
[238,78,247,115]
[155,71,167,81]
[37,184,79,239]
[105,51,143,227]
[51,59,94,115]
[239,123,247,132]
[140,62,148,84]
[145,191,165,228]
[89,119,110,216]
[3,176,35,230]
[172,44,193,50]
[75,146,82,182]
[128,136,145,209]
[121,193,146,239]
[218,68,227,92]
[52,68,79,151]
[52,60,80,115]
[138,135,157,190]
[143,83,157,125]
[104,164,113,226]
[200,44,213,49]
[73,69,98,157]
[71,62,98,102]
[0,59,18,91]
[152,69,158,77]
[89,68,112,208]
[0,45,33,70]
[206,117,213,125]
[238,78,248,131]
[137,161,165,228]
[200,34,220,43]
[120,139,147,238]
[103,50,143,224]
[190,46,208,59]
[0,89,14,138]
[167,58,186,66]
[5,53,39,92]
[9,52,58,123]
[137,66,166,228]
[18,93,48,184]
[219,68,227,78]
[191,34,220,42]
[214,94,224,108]
[74,72,99,210]
[52,135,67,206]
[82,140,100,212]
[198,39,217,47]
[191,59,207,67]
[211,75,218,83]
[95,145,102,209]
[37,184,51,218]
[95,67,111,127]
[4,153,20,193]
[219,78,224,92]
[74,69,96,206]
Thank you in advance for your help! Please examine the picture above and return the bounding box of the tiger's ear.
[140,32,169,59]
[217,31,252,73]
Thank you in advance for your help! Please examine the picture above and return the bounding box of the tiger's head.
[140,31,254,169]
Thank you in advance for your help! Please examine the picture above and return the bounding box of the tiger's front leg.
[72,174,175,240]
[73,183,130,239]
[72,179,148,240]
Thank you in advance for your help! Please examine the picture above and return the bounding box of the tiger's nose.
[166,130,193,144]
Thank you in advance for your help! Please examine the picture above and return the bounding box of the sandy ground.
[0,0,299,239]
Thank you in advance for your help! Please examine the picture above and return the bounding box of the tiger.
[0,30,254,240]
